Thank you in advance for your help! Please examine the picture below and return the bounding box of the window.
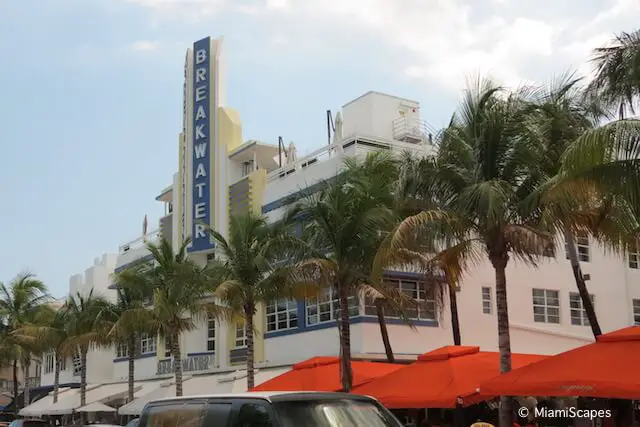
[44,353,54,374]
[532,289,560,324]
[565,231,590,262]
[306,287,359,326]
[241,161,254,177]
[146,402,206,427]
[569,292,594,326]
[72,352,81,376]
[363,279,437,321]
[234,403,273,427]
[59,355,67,371]
[207,317,216,352]
[266,299,298,331]
[273,399,401,427]
[116,343,128,358]
[634,299,640,326]
[164,338,172,358]
[140,334,157,355]
[235,324,247,348]
[629,242,639,269]
[482,287,493,314]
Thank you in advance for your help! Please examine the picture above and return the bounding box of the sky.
[0,0,639,298]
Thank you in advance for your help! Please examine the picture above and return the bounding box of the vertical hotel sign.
[191,37,214,251]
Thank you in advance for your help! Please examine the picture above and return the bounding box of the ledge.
[113,352,157,363]
[264,315,438,339]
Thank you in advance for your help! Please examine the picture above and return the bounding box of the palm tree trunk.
[22,361,30,407]
[53,357,61,403]
[127,336,136,402]
[491,253,513,427]
[171,333,184,397]
[448,284,461,345]
[12,359,18,417]
[80,348,88,425]
[338,286,354,392]
[245,305,256,390]
[564,230,602,338]
[374,300,394,363]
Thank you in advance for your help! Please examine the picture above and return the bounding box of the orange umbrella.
[480,326,640,399]
[251,356,402,392]
[353,346,547,408]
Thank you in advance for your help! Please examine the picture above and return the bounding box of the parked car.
[139,392,403,427]
[8,420,51,427]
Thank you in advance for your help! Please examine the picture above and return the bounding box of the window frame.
[266,299,298,332]
[140,333,157,355]
[235,324,247,349]
[306,287,359,326]
[629,242,639,269]
[633,299,640,326]
[565,231,590,262]
[532,288,560,324]
[363,278,437,321]
[481,286,493,315]
[569,292,594,326]
[207,317,216,352]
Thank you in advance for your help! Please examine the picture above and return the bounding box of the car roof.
[148,391,374,405]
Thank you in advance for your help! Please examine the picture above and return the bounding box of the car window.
[125,420,139,427]
[145,402,206,427]
[233,403,273,427]
[24,421,49,427]
[273,399,403,427]
[7,421,20,427]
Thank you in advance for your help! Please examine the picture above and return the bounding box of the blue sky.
[0,0,638,297]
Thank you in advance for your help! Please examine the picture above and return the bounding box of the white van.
[139,391,403,427]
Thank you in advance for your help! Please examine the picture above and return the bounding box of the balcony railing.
[391,116,433,144]
[119,229,160,254]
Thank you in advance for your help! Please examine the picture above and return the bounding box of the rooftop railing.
[119,229,160,254]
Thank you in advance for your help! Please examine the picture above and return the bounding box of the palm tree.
[517,74,638,339]
[14,305,71,403]
[203,212,311,389]
[115,238,218,397]
[98,281,155,403]
[0,272,49,415]
[385,78,554,426]
[64,290,111,415]
[287,170,395,392]
[587,29,640,118]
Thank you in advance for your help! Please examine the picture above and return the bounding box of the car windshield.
[273,399,403,427]
[125,420,139,427]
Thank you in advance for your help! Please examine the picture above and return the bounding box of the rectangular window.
[629,242,639,269]
[146,402,206,427]
[115,343,127,358]
[140,334,157,355]
[565,231,590,262]
[59,355,67,371]
[207,317,216,352]
[569,292,594,326]
[482,286,493,314]
[363,279,437,320]
[235,324,247,348]
[266,299,298,332]
[164,338,172,358]
[633,299,640,326]
[72,352,81,376]
[44,353,54,374]
[306,287,359,326]
[532,289,560,324]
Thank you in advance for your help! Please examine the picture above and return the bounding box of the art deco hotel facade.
[38,36,640,390]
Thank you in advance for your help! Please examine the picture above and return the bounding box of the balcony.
[119,229,161,254]
[392,116,433,144]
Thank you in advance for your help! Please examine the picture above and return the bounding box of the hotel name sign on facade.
[191,37,214,252]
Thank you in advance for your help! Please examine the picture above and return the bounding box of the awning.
[77,402,116,413]
[217,367,291,393]
[352,346,547,408]
[480,326,640,399]
[251,356,402,392]
[19,388,75,417]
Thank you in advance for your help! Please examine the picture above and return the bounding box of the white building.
[40,254,118,387]
[42,35,640,387]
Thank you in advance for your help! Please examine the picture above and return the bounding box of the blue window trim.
[113,352,157,363]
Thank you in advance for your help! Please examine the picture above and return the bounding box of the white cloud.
[127,0,640,93]
[128,40,161,51]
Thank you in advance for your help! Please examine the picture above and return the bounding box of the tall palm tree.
[203,212,311,390]
[287,171,395,392]
[517,74,639,339]
[64,290,111,416]
[0,272,49,415]
[587,29,640,118]
[98,281,155,403]
[14,305,71,403]
[115,238,218,397]
[386,78,554,426]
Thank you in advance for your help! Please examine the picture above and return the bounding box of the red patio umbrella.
[353,345,547,408]
[480,326,640,399]
[251,356,402,392]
